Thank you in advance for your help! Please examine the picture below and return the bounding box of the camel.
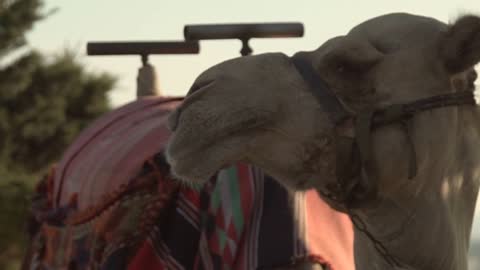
[166,13,480,270]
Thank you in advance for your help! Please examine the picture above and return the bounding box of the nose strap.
[291,54,380,205]
[291,54,378,205]
[291,53,477,208]
[291,54,352,124]
[401,120,418,179]
[352,110,379,204]
[288,53,463,206]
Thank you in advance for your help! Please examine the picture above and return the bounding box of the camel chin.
[166,146,220,184]
[166,131,244,184]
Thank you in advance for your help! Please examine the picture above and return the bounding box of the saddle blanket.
[25,97,355,270]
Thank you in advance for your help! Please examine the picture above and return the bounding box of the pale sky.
[26,0,480,239]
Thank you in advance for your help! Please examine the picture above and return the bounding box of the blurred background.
[2,0,480,269]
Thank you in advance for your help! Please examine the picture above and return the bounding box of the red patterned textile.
[23,97,355,270]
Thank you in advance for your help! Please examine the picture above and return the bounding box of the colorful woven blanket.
[24,97,355,270]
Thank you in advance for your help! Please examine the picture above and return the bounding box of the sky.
[26,0,480,239]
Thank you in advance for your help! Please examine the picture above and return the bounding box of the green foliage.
[0,173,33,270]
[0,0,45,57]
[0,0,116,268]
[0,51,115,173]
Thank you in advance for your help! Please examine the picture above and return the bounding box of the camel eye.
[334,61,357,76]
[332,58,370,78]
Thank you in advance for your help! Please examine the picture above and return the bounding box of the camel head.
[166,13,480,208]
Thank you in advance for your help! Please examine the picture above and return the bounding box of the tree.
[0,1,116,268]
[0,0,44,57]
[0,51,115,172]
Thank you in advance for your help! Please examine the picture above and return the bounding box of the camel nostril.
[169,79,215,132]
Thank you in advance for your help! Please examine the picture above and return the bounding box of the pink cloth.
[305,190,355,270]
[53,97,182,209]
[47,96,355,270]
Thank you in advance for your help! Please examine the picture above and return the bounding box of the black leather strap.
[291,54,352,124]
[290,53,477,207]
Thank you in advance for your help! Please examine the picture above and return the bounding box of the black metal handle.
[86,41,200,56]
[183,22,304,41]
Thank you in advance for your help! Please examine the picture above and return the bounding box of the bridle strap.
[371,91,475,181]
[372,91,476,127]
[291,54,476,205]
[291,54,374,204]
[291,54,352,124]
[290,54,477,268]
[352,111,378,203]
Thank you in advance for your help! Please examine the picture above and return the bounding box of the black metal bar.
[184,23,304,41]
[86,41,200,56]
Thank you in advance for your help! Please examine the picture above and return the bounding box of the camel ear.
[439,15,480,74]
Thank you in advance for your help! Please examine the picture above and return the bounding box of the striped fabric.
[128,162,355,270]
[52,96,183,210]
[24,97,355,270]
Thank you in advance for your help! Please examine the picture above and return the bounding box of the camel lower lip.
[170,162,210,183]
[167,150,222,183]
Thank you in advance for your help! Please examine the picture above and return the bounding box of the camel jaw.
[166,144,219,184]
[166,130,220,183]
[166,120,250,184]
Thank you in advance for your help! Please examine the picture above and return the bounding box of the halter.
[291,54,476,267]
[291,54,476,206]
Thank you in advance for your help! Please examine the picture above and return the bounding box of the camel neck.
[346,107,480,269]
[353,168,478,270]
